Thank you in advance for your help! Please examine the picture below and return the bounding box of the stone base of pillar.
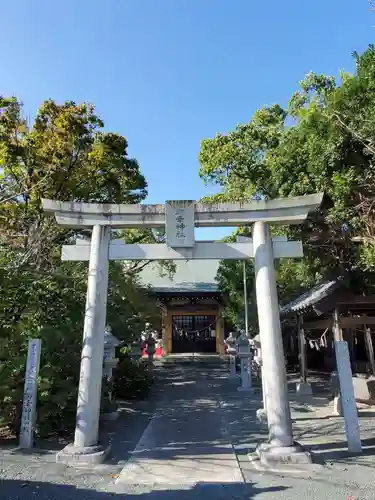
[296,381,313,396]
[237,386,253,393]
[256,408,267,423]
[256,441,312,468]
[56,443,110,466]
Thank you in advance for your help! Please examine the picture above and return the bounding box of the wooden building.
[280,278,375,377]
[139,260,225,355]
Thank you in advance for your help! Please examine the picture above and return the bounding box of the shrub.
[112,355,154,401]
[0,262,158,438]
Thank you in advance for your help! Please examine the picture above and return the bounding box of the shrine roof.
[138,259,220,293]
[152,283,219,293]
[280,278,344,316]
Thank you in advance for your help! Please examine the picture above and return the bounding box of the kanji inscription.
[165,201,195,248]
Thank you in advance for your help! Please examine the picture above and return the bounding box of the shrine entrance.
[172,314,216,353]
[42,194,323,466]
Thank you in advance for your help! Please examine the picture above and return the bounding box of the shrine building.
[139,260,226,355]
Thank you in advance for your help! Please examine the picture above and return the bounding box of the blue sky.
[1,1,373,239]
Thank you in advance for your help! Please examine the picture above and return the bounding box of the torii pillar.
[252,222,312,465]
[238,231,315,465]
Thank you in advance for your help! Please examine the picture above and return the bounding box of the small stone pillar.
[143,323,156,366]
[237,331,253,393]
[225,332,238,379]
[252,335,267,423]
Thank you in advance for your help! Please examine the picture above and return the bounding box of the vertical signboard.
[19,339,42,449]
[334,340,362,453]
[165,200,195,248]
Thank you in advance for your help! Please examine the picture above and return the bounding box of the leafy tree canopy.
[0,98,161,435]
[198,45,375,329]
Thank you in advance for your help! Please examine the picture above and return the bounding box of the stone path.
[2,363,375,498]
[113,369,243,487]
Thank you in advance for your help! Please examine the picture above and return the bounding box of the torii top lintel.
[41,193,323,230]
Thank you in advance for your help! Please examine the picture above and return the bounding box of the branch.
[127,260,152,275]
[330,111,375,155]
[54,144,82,198]
[128,232,155,244]
[0,171,53,204]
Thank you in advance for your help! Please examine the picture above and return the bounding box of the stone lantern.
[101,325,120,421]
[225,332,238,379]
[103,325,120,380]
[237,331,253,393]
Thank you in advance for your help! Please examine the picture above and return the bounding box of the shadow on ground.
[0,478,288,500]
[4,363,375,493]
[307,436,375,465]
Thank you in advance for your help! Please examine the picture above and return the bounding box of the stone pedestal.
[296,381,313,396]
[103,358,119,381]
[237,357,252,392]
[236,333,252,393]
[256,442,312,468]
[56,443,111,466]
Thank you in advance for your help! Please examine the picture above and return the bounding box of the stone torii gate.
[42,194,323,466]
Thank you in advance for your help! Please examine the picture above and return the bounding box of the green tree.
[0,97,148,267]
[199,45,375,328]
[0,97,161,436]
